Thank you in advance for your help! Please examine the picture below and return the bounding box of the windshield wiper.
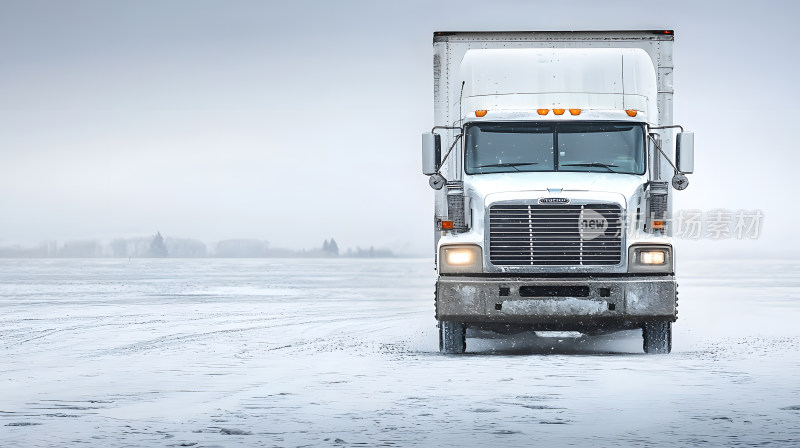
[475,162,539,172]
[561,162,619,173]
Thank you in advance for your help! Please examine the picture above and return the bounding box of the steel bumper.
[436,275,677,326]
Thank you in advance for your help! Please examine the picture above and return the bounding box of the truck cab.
[422,31,694,354]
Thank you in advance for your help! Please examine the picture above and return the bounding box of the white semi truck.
[421,31,694,354]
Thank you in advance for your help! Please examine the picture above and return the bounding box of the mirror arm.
[431,125,461,134]
[429,125,464,174]
[437,133,463,173]
[648,132,690,191]
[649,125,684,133]
[648,133,680,175]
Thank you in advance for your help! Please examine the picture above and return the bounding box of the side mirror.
[676,132,694,174]
[421,133,441,175]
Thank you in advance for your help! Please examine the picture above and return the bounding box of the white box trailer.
[421,31,694,354]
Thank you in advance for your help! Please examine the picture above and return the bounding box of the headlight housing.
[439,244,482,274]
[628,244,673,273]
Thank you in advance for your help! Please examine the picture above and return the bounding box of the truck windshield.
[465,122,646,175]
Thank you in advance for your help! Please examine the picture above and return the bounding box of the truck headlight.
[640,250,665,265]
[628,244,673,273]
[439,245,482,274]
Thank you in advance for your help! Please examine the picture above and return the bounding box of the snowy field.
[1,258,799,447]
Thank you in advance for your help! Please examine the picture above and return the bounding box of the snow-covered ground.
[1,258,799,447]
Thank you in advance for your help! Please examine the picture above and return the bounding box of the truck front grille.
[489,203,623,266]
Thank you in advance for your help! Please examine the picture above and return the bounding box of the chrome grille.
[489,203,623,266]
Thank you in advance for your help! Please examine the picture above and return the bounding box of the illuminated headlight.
[628,245,673,273]
[439,245,482,274]
[640,250,665,265]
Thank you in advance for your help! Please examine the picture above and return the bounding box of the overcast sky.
[1,0,797,256]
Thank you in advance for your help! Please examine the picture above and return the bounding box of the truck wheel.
[642,321,672,354]
[439,321,466,354]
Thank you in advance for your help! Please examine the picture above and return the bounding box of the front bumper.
[436,275,677,330]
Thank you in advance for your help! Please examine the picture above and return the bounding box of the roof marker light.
[626,109,638,117]
[569,109,581,115]
[475,110,488,117]
[537,109,549,115]
[553,109,565,115]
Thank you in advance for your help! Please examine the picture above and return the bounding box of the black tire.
[642,321,672,354]
[439,321,466,354]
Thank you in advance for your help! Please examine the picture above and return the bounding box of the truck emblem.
[538,197,570,204]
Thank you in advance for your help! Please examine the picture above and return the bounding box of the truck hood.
[465,172,647,208]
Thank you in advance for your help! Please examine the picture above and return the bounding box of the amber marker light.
[537,109,549,115]
[441,220,454,230]
[569,109,581,115]
[652,220,665,230]
[475,110,488,117]
[553,109,565,115]
[626,109,638,117]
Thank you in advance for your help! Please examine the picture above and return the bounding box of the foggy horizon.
[0,230,409,258]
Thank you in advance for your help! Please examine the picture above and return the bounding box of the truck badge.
[538,197,570,204]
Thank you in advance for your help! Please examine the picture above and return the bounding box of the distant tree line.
[0,233,395,258]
